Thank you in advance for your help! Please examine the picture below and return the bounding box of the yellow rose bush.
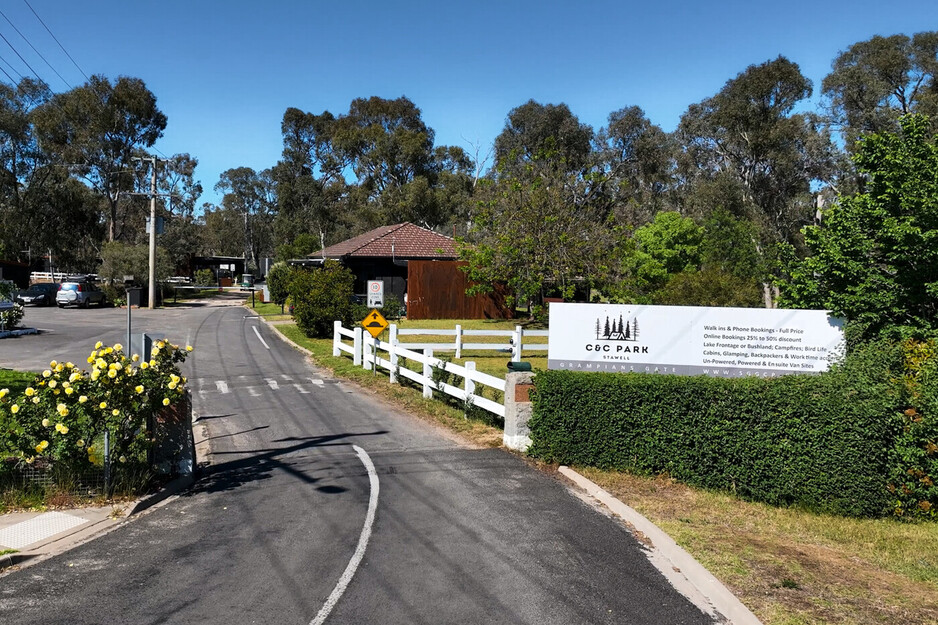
[0,340,190,479]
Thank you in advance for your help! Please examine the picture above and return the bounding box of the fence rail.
[332,321,548,418]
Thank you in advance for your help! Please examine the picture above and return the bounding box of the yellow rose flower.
[186,345,193,352]
[69,372,81,383]
[157,340,166,349]
[149,360,156,367]
[65,362,74,369]
[41,418,50,427]
[104,347,113,354]
[162,398,170,406]
[132,354,140,362]
[95,341,103,349]
[108,362,119,370]
[87,355,95,364]
[135,385,144,394]
[50,360,58,368]
[114,343,123,352]
[99,401,107,409]
[91,370,101,381]
[168,382,177,390]
[0,388,7,399]
[55,422,68,434]
[78,395,88,403]
[35,440,48,453]
[76,439,85,448]
[95,358,106,369]
[119,455,126,463]
[55,364,63,373]
[25,387,35,397]
[10,404,19,414]
[31,396,39,404]
[25,456,34,464]
[56,405,68,418]
[42,370,51,378]
[107,369,117,379]
[140,362,149,370]
[48,380,57,389]
[65,387,74,396]
[112,409,120,416]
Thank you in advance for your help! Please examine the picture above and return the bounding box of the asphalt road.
[0,297,715,624]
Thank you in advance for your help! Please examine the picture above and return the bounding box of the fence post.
[422,348,434,398]
[353,327,363,366]
[333,320,342,356]
[464,361,476,401]
[512,325,524,362]
[455,324,462,359]
[389,325,399,384]
[363,335,373,370]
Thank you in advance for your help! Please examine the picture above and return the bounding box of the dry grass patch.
[578,467,938,625]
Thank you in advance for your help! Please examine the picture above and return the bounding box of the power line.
[22,0,87,82]
[0,29,44,86]
[0,8,70,89]
[0,52,25,82]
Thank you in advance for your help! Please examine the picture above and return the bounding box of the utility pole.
[131,156,164,310]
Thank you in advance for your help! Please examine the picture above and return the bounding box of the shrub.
[266,262,292,312]
[0,304,24,330]
[193,269,215,286]
[888,339,938,519]
[289,260,355,338]
[528,341,905,518]
[0,340,191,482]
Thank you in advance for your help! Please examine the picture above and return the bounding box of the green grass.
[0,368,34,395]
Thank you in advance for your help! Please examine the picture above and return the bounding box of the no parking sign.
[367,280,384,307]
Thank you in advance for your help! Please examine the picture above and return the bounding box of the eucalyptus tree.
[32,74,167,242]
[822,32,938,149]
[214,167,276,272]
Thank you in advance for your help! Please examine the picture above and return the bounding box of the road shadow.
[186,430,387,497]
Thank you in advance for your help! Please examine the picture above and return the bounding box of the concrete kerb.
[250,307,761,625]
[559,466,762,625]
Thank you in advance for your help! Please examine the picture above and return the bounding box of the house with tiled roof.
[305,222,511,319]
[308,223,457,308]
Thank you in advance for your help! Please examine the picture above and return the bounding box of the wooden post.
[353,327,363,366]
[455,324,462,359]
[422,348,434,398]
[389,325,399,384]
[333,320,342,356]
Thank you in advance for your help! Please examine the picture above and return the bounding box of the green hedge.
[528,343,906,518]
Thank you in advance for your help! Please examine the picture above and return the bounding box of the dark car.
[15,283,59,306]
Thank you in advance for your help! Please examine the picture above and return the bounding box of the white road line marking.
[253,326,270,350]
[265,378,279,390]
[281,374,292,380]
[293,383,309,394]
[215,380,229,394]
[310,378,324,386]
[248,386,261,397]
[309,445,379,625]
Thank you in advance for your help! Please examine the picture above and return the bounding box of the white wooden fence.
[332,321,548,418]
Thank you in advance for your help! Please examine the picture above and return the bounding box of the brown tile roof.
[312,223,457,260]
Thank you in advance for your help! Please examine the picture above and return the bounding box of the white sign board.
[367,280,384,307]
[548,303,845,378]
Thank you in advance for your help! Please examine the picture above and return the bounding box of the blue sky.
[2,1,937,208]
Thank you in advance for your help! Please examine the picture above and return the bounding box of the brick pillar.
[503,371,535,451]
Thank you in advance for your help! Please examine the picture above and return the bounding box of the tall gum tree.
[32,75,167,242]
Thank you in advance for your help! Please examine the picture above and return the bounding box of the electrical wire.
[22,0,88,82]
[0,8,70,89]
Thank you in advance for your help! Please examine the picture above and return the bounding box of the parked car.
[15,283,59,306]
[56,281,107,308]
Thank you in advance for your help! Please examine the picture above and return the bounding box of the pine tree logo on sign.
[585,314,649,354]
[595,314,639,341]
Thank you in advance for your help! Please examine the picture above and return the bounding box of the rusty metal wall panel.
[407,261,512,319]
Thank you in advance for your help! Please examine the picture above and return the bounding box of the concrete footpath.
[0,474,193,573]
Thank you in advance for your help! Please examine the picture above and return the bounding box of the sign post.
[367,280,384,308]
[362,309,389,376]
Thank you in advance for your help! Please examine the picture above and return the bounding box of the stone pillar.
[503,371,535,451]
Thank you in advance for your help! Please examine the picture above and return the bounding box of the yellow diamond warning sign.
[362,309,389,338]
